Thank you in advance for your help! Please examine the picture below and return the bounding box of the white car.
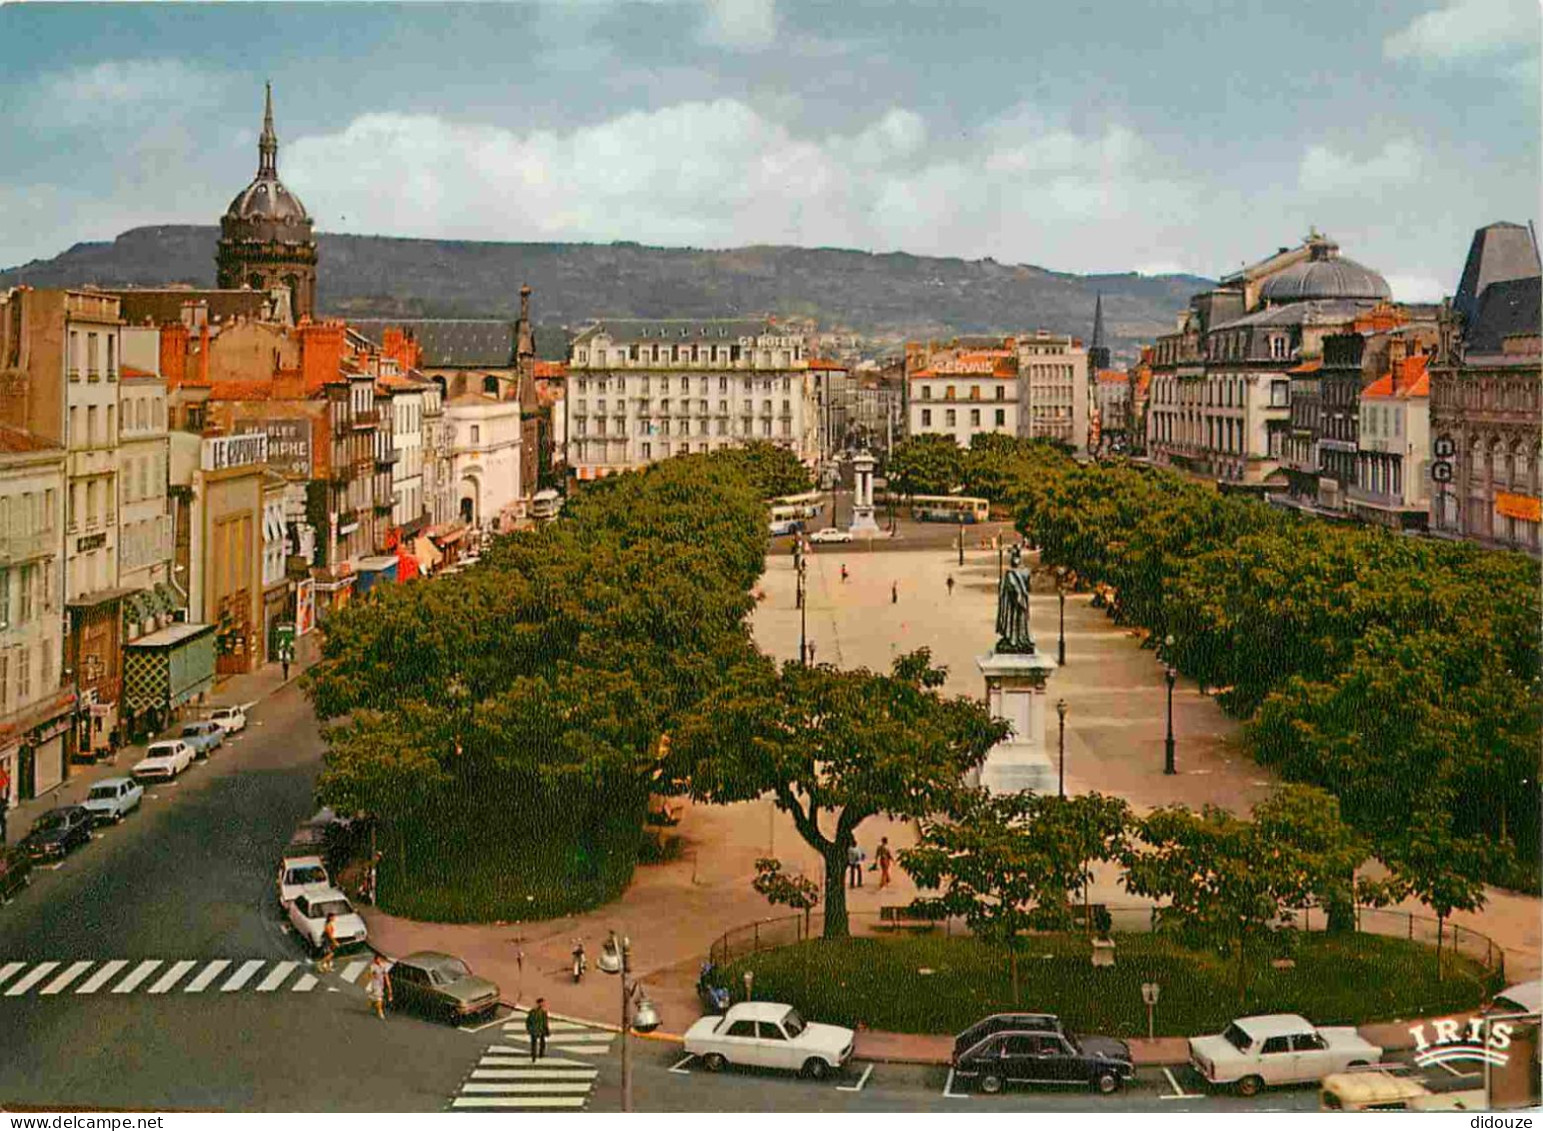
[287,887,368,955]
[81,777,144,824]
[276,855,331,908]
[684,1002,855,1079]
[209,705,247,734]
[131,740,194,782]
[808,527,852,544]
[1189,1014,1382,1096]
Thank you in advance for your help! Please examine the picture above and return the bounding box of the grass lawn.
[721,931,1493,1037]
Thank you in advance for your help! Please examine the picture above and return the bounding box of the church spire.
[258,81,279,178]
[1089,293,1111,372]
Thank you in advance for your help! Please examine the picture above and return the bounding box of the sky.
[0,0,1538,301]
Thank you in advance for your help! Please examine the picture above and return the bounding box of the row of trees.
[305,444,808,918]
[903,784,1486,1001]
[893,433,1538,885]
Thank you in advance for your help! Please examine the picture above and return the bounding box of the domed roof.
[224,82,310,226]
[1260,237,1389,304]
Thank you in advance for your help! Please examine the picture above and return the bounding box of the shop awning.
[413,536,443,571]
[428,523,466,545]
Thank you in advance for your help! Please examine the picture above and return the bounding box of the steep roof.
[109,287,272,327]
[1363,354,1429,398]
[571,317,773,346]
[1453,222,1541,328]
[350,319,517,369]
[1466,276,1542,355]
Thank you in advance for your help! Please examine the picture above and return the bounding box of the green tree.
[887,434,964,497]
[1378,820,1491,977]
[900,791,1129,1002]
[667,649,1007,939]
[752,857,822,935]
[1122,786,1366,1002]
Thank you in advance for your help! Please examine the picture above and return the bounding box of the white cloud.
[32,59,226,127]
[1298,138,1424,194]
[699,0,777,50]
[281,99,1198,271]
[1384,273,1448,302]
[1384,0,1539,63]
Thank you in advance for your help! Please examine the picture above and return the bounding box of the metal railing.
[708,903,1508,977]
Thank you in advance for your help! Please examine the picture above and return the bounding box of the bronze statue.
[995,545,1036,653]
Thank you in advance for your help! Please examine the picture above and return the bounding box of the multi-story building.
[445,390,523,529]
[377,373,427,536]
[0,427,71,802]
[907,342,1019,446]
[1347,353,1431,530]
[563,319,818,479]
[808,358,851,459]
[1094,369,1130,453]
[1429,223,1542,554]
[1148,232,1394,489]
[1126,346,1153,457]
[1016,331,1090,452]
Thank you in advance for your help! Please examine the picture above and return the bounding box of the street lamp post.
[1056,698,1068,799]
[797,556,809,666]
[957,524,965,567]
[601,930,658,1113]
[1162,633,1177,775]
[1054,567,1067,667]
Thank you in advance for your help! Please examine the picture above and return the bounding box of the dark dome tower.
[216,82,318,320]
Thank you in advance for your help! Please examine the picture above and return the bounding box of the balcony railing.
[352,409,380,429]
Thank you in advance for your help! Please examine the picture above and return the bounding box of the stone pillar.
[849,449,880,535]
[973,649,1059,794]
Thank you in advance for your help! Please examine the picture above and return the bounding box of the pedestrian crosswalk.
[0,957,372,999]
[449,1011,613,1111]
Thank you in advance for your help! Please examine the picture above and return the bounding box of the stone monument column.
[848,449,881,535]
[973,546,1059,794]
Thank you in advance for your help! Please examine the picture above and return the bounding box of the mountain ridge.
[1,225,1209,361]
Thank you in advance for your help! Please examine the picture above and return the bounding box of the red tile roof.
[1365,354,1430,398]
[806,359,847,371]
[533,360,569,379]
[121,365,157,380]
[1096,368,1126,384]
[1289,359,1323,374]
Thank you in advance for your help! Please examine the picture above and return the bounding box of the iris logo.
[1408,1017,1513,1068]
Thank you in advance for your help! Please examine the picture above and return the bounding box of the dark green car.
[389,951,501,1024]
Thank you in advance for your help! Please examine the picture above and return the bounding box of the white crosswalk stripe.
[450,1054,602,1112]
[146,960,198,995]
[0,959,354,999]
[338,960,369,984]
[5,961,60,996]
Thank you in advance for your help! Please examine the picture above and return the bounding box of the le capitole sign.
[201,433,268,473]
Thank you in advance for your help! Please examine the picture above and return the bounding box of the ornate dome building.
[216,83,318,320]
[1258,234,1390,306]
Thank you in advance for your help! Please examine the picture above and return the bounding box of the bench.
[876,905,939,933]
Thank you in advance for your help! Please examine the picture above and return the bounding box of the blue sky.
[0,0,1537,300]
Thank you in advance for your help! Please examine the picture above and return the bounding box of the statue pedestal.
[972,649,1060,795]
[849,449,882,535]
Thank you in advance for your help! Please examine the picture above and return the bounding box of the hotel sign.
[236,419,311,478]
[201,433,268,472]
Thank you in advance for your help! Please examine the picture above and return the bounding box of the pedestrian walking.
[840,564,849,583]
[891,580,898,604]
[875,837,894,890]
[282,658,291,682]
[946,575,955,597]
[365,953,392,1020]
[527,997,551,1062]
[846,843,865,888]
[317,912,338,973]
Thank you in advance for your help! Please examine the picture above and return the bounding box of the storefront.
[261,580,291,664]
[354,555,399,596]
[66,588,133,760]
[122,623,217,739]
[0,690,76,803]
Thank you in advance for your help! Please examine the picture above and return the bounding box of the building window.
[995,409,1006,427]
[921,409,932,427]
[921,386,932,400]
[470,425,480,444]
[970,409,981,427]
[946,409,957,427]
[996,386,1006,401]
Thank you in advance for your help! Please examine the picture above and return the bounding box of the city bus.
[769,491,824,520]
[907,495,991,524]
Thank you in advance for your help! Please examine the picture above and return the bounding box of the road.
[0,682,490,1112]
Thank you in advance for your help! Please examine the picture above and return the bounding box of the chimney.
[160,322,190,388]
[198,322,211,386]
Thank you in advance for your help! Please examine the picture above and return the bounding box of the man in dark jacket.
[527,997,551,1062]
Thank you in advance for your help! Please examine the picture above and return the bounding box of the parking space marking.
[75,960,128,994]
[1160,1067,1203,1099]
[183,960,230,993]
[40,961,95,995]
[4,962,60,996]
[111,960,164,994]
[942,1068,969,1099]
[668,1054,695,1076]
[836,1064,873,1093]
[146,960,198,994]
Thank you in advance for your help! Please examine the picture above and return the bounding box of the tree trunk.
[1010,945,1020,1005]
[1436,913,1445,981]
[1235,932,1248,1006]
[822,848,850,939]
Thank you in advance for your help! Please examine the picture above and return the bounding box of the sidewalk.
[1,631,320,847]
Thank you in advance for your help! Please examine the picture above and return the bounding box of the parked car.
[952,1013,1066,1063]
[0,845,33,902]
[276,854,330,908]
[179,720,225,758]
[132,739,194,781]
[952,1024,1134,1094]
[808,527,853,544]
[1189,1014,1382,1097]
[286,887,368,955]
[389,951,501,1023]
[208,705,247,734]
[20,806,95,862]
[81,777,144,825]
[684,1001,854,1079]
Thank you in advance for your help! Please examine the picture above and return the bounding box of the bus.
[907,495,991,524]
[769,492,824,523]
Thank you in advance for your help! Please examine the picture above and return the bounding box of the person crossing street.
[526,997,551,1062]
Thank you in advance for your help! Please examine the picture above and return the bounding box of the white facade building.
[381,378,426,531]
[908,363,1019,447]
[1016,331,1090,453]
[445,392,523,531]
[116,328,174,644]
[564,319,817,479]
